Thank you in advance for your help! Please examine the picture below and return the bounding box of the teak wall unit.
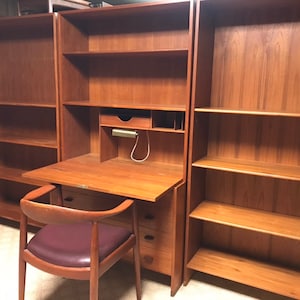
[185,0,300,298]
[0,14,59,222]
[55,0,194,295]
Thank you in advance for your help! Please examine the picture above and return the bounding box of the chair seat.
[27,223,132,267]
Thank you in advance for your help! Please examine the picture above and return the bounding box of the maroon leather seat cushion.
[27,223,132,267]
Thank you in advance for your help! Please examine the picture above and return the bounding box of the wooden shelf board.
[63,101,186,112]
[187,248,300,299]
[190,201,300,240]
[0,197,43,227]
[0,102,56,108]
[100,124,184,134]
[193,157,300,181]
[195,107,300,118]
[64,48,188,57]
[0,198,20,222]
[0,166,46,186]
[0,135,57,149]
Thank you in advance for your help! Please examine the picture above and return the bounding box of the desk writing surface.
[23,153,183,202]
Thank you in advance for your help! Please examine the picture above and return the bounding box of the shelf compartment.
[59,1,190,53]
[203,4,300,114]
[0,106,57,148]
[61,55,188,107]
[187,248,300,299]
[202,114,299,167]
[0,143,58,176]
[195,107,300,118]
[0,179,49,224]
[152,111,185,131]
[0,196,20,223]
[190,201,300,240]
[193,157,300,181]
[0,16,56,106]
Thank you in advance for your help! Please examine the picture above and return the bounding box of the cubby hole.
[99,127,184,165]
[152,111,185,131]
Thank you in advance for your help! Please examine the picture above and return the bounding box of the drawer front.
[100,114,151,129]
[124,231,172,275]
[63,187,174,234]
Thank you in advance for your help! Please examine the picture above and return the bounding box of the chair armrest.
[20,185,134,225]
[22,184,57,201]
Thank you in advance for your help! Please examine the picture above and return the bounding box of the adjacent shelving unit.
[0,14,60,221]
[57,1,194,295]
[185,0,300,298]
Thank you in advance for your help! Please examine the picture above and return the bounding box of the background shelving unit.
[57,1,194,295]
[184,0,300,298]
[0,14,60,222]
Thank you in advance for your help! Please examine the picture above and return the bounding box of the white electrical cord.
[130,131,150,163]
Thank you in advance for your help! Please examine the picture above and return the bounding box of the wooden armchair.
[19,184,141,300]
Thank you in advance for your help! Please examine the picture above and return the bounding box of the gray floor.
[0,219,293,300]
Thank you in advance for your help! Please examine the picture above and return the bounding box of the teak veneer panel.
[24,153,183,202]
[191,201,300,240]
[0,166,45,186]
[210,6,300,113]
[188,248,300,299]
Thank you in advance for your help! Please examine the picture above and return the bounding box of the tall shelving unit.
[185,0,300,298]
[0,14,60,222]
[57,0,194,295]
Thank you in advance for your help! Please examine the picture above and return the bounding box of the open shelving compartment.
[0,13,60,222]
[185,0,300,298]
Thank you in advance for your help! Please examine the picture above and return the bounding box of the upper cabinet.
[185,0,300,298]
[0,14,60,221]
[57,0,194,177]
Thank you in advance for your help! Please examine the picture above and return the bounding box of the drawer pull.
[144,214,154,220]
[64,197,73,202]
[143,255,154,264]
[144,234,155,241]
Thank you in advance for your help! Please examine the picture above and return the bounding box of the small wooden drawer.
[100,114,151,129]
[124,240,172,275]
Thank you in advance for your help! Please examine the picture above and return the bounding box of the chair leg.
[19,258,26,300]
[90,277,98,300]
[133,243,142,300]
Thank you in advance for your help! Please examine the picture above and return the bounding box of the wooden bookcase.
[0,14,60,222]
[56,0,194,295]
[185,0,300,298]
